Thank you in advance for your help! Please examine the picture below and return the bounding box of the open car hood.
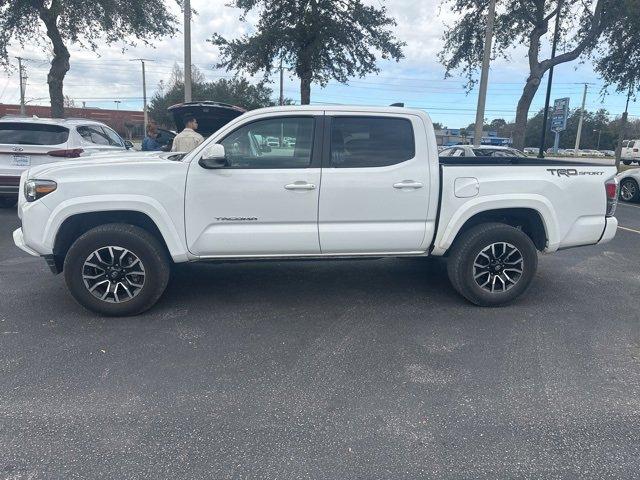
[168,101,246,137]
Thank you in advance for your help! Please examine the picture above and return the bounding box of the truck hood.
[27,151,185,179]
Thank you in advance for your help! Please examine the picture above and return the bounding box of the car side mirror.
[198,144,229,169]
[124,140,134,149]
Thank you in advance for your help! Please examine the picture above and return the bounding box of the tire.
[620,178,640,202]
[0,196,17,208]
[447,223,538,307]
[623,160,632,166]
[63,223,170,316]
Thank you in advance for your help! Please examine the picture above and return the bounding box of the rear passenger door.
[318,114,431,254]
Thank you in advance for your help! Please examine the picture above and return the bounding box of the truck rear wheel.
[447,223,538,307]
[63,223,170,316]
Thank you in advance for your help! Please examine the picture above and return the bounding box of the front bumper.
[13,228,39,256]
[598,217,618,244]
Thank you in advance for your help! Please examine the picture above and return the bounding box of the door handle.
[284,182,316,191]
[393,180,424,189]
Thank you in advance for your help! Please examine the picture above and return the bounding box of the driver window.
[220,117,314,168]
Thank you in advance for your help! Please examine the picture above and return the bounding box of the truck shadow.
[158,257,460,313]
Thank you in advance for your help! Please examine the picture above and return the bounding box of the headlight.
[24,179,57,202]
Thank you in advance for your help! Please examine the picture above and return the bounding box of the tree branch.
[540,0,606,71]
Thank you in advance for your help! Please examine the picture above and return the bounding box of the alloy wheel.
[473,242,524,293]
[82,246,146,303]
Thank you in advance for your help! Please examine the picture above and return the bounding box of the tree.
[149,72,279,128]
[0,0,178,117]
[524,107,613,150]
[594,0,640,168]
[439,0,617,149]
[209,0,405,105]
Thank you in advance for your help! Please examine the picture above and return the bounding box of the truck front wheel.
[63,223,170,316]
[447,223,538,306]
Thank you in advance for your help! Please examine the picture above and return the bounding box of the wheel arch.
[51,210,178,273]
[439,206,550,256]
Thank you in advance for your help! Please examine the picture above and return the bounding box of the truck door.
[318,114,432,254]
[184,114,323,256]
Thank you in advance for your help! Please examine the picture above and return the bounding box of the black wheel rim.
[473,242,524,293]
[82,246,146,303]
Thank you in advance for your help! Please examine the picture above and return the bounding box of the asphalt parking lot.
[1,202,640,479]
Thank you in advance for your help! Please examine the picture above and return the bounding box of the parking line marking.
[619,202,640,210]
[618,225,640,235]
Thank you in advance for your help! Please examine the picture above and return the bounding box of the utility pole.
[279,58,284,106]
[473,0,496,147]
[574,83,589,151]
[130,59,153,134]
[184,0,192,102]
[15,57,26,115]
[538,0,564,158]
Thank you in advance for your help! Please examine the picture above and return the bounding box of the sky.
[1,0,637,129]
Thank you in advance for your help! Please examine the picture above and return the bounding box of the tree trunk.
[39,7,70,118]
[300,75,311,105]
[512,75,542,150]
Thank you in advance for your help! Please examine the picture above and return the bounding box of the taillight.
[47,148,83,158]
[605,178,618,217]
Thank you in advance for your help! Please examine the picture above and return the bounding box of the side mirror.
[124,140,134,150]
[198,144,229,169]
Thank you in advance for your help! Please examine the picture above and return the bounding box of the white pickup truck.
[13,106,619,316]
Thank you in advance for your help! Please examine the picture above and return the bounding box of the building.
[0,104,144,139]
[435,128,512,147]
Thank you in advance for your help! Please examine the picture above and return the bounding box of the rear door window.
[329,117,415,168]
[77,125,111,145]
[0,122,69,145]
[101,126,125,147]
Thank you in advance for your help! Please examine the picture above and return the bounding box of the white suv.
[621,140,640,165]
[0,116,132,207]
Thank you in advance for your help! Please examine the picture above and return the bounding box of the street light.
[593,129,602,150]
[114,100,121,110]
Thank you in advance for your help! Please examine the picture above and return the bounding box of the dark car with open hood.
[157,101,246,151]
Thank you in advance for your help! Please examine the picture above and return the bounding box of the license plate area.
[11,154,30,167]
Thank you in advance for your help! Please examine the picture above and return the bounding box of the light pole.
[473,0,497,147]
[593,129,602,150]
[538,0,564,158]
[114,100,121,110]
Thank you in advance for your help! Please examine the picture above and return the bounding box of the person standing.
[171,116,204,152]
[141,123,162,151]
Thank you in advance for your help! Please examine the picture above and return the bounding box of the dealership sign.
[551,97,570,132]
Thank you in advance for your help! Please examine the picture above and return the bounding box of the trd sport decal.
[547,169,604,177]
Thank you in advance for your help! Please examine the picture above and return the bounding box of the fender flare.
[42,194,192,262]
[431,194,560,256]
